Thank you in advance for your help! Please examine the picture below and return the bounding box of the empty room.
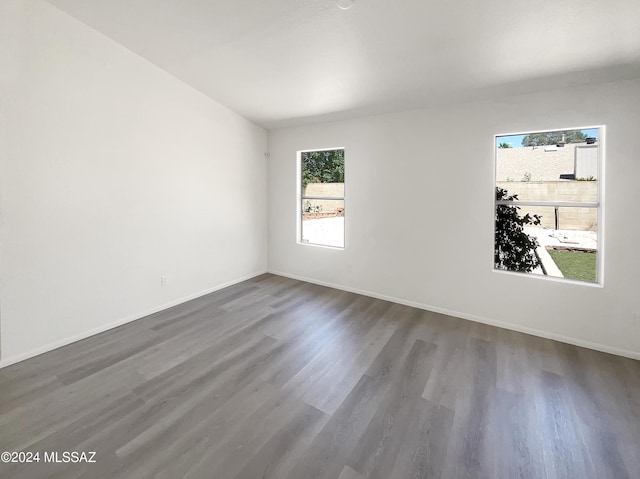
[1,0,639,478]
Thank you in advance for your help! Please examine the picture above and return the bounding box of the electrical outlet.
[160,276,168,286]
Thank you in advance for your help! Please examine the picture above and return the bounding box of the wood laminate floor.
[1,274,639,479]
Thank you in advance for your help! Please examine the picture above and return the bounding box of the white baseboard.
[0,270,267,370]
[269,269,640,361]
[3,268,636,369]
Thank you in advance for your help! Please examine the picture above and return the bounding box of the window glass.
[300,149,345,248]
[495,128,601,284]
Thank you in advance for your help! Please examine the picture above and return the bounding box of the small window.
[299,148,345,248]
[494,127,602,284]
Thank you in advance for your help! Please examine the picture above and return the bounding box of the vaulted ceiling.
[46,0,640,128]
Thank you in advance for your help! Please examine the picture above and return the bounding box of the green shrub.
[495,187,541,272]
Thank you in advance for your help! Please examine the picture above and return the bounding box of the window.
[299,148,345,248]
[494,127,602,284]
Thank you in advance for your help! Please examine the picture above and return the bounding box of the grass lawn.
[547,249,596,283]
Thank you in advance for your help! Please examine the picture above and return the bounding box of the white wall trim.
[269,269,640,361]
[0,270,267,370]
[3,267,636,369]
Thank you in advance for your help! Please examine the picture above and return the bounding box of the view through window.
[300,148,345,248]
[494,127,601,284]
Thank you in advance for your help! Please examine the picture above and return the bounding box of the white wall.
[268,78,640,358]
[0,0,268,364]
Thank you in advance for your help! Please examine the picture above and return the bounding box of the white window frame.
[297,147,346,249]
[493,125,605,286]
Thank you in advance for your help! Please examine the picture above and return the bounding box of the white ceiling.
[46,0,640,129]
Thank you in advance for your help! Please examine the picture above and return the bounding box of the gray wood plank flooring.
[0,273,638,478]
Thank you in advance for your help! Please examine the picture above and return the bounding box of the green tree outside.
[301,150,344,187]
[521,130,586,147]
[495,187,541,273]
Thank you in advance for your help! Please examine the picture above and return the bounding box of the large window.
[494,127,602,284]
[299,148,345,248]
